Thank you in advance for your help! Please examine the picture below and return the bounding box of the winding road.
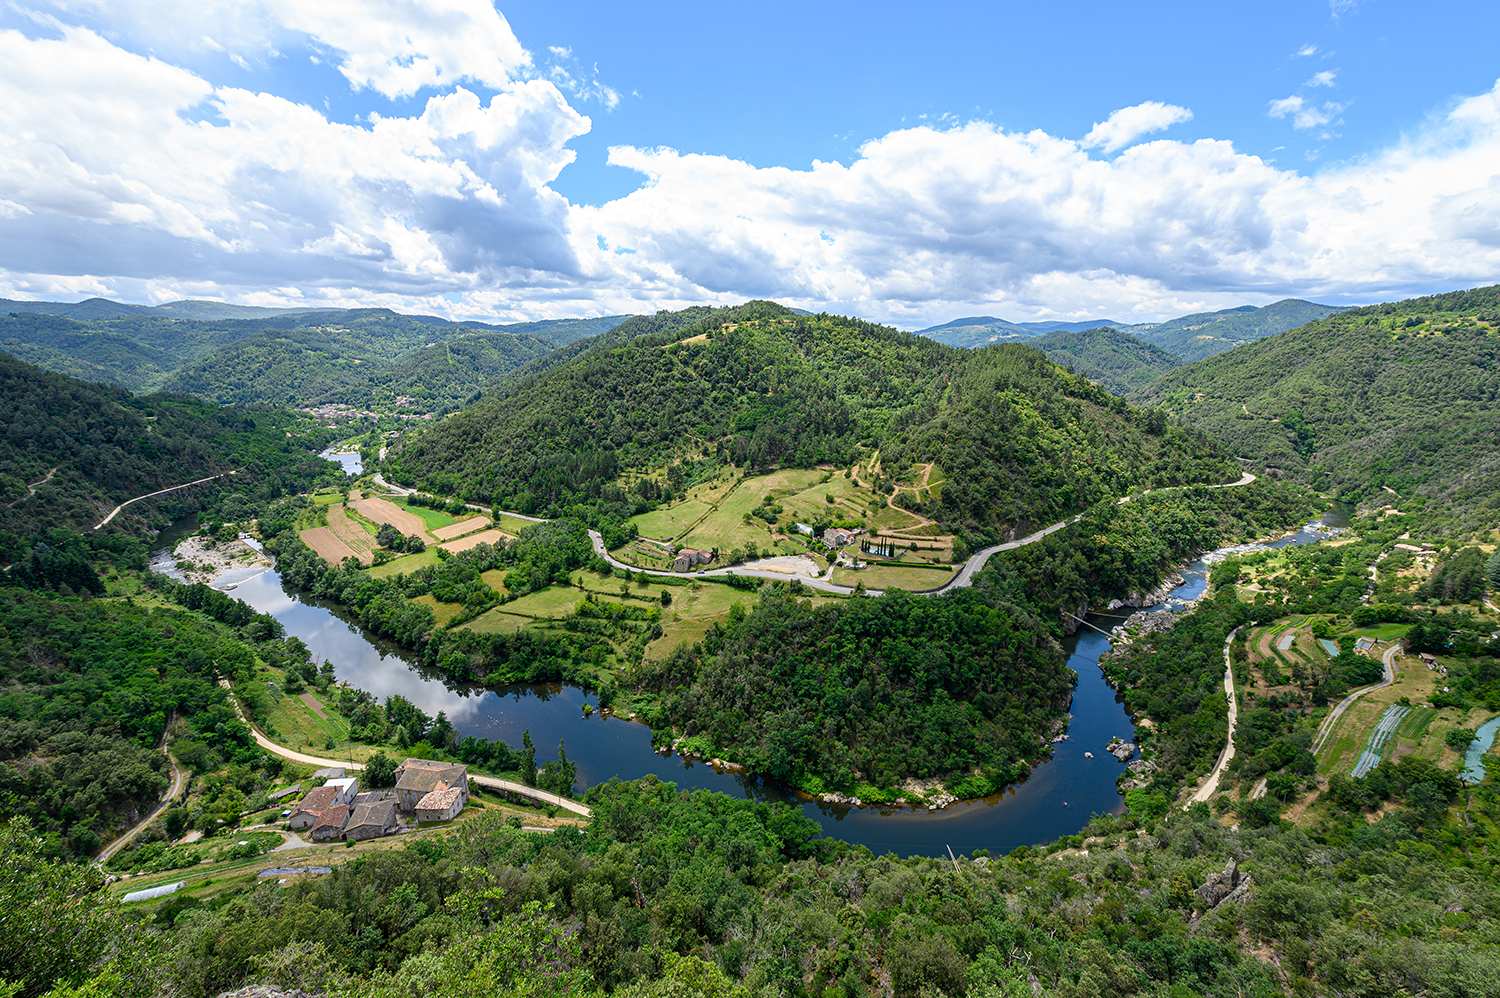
[95,750,184,867]
[217,680,591,817]
[1185,627,1241,807]
[1310,641,1402,755]
[94,470,242,529]
[588,471,1260,599]
[371,473,547,523]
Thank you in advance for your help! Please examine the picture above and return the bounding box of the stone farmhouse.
[344,800,400,840]
[673,548,713,572]
[394,758,470,813]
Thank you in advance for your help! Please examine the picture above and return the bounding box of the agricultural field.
[493,513,540,535]
[300,502,374,565]
[460,608,532,634]
[432,515,490,541]
[831,562,954,592]
[440,528,506,553]
[367,547,439,579]
[351,496,426,536]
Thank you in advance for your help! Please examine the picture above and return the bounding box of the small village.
[282,758,470,843]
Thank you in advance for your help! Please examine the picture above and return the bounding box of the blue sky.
[0,1,1498,326]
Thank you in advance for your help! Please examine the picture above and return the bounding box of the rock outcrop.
[1195,857,1253,909]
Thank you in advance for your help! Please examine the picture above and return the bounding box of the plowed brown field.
[440,529,508,552]
[301,527,361,565]
[351,497,426,537]
[432,515,490,541]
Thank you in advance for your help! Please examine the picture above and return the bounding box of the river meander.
[151,470,1349,857]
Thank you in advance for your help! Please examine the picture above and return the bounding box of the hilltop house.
[344,800,400,841]
[394,758,469,812]
[823,528,854,549]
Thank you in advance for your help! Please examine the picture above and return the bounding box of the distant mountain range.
[0,297,629,412]
[917,299,1348,362]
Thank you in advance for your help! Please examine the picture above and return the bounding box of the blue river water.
[157,464,1348,857]
[1463,716,1500,782]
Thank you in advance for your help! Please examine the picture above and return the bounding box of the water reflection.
[152,502,1350,856]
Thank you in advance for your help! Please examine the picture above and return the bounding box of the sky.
[2,0,1500,328]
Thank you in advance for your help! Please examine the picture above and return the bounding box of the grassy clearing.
[630,501,713,539]
[494,513,540,535]
[674,468,828,556]
[264,678,348,751]
[502,585,591,619]
[645,582,838,661]
[831,563,954,591]
[413,593,466,626]
[367,547,439,579]
[459,609,532,634]
[480,569,509,594]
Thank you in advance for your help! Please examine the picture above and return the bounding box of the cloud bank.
[2,3,1500,325]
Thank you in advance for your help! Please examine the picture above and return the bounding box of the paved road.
[1186,627,1241,807]
[1311,642,1401,755]
[591,471,1260,598]
[220,681,591,817]
[96,752,184,866]
[370,473,547,524]
[94,470,241,529]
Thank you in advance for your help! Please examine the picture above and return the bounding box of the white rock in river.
[1084,751,1093,759]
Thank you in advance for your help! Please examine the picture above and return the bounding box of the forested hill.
[388,302,1235,539]
[0,351,335,543]
[1135,284,1500,534]
[1126,298,1346,362]
[1028,327,1182,395]
[0,304,626,409]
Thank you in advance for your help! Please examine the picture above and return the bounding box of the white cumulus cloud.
[1081,101,1194,153]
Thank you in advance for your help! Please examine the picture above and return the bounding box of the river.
[151,474,1349,857]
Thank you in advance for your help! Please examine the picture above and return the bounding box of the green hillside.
[1135,285,1500,534]
[0,351,336,545]
[389,302,1235,540]
[1028,326,1183,395]
[1130,298,1346,361]
[0,302,627,407]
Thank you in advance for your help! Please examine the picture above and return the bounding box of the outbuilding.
[344,800,400,841]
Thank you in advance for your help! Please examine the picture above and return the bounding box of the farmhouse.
[394,758,469,811]
[288,786,345,830]
[414,784,465,823]
[323,777,359,805]
[673,548,712,572]
[344,800,400,841]
[308,806,350,842]
[823,528,854,549]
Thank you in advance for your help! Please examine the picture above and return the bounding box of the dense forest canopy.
[1135,285,1500,534]
[0,351,339,545]
[389,302,1235,540]
[0,304,626,408]
[1026,327,1182,396]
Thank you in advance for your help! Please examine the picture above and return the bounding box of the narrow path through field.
[1185,627,1241,807]
[94,470,241,529]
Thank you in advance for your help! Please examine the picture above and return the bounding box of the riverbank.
[168,533,271,587]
